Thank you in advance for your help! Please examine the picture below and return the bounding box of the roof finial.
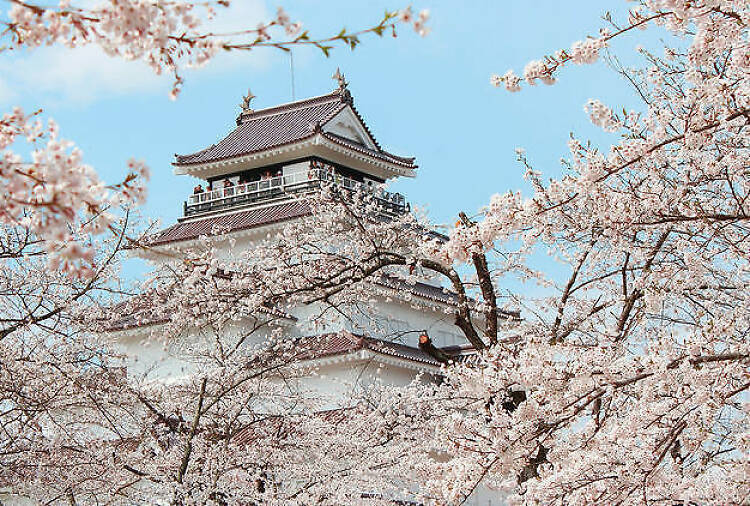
[332,67,348,90]
[240,88,256,113]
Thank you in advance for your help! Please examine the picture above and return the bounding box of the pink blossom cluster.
[7,0,222,99]
[491,70,521,92]
[398,6,431,37]
[273,6,302,37]
[255,6,302,41]
[6,1,428,99]
[569,36,607,64]
[522,59,555,85]
[1,107,148,276]
[518,35,608,84]
[584,99,621,132]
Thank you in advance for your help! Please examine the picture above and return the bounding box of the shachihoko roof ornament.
[239,88,256,113]
[332,67,353,105]
[332,67,348,89]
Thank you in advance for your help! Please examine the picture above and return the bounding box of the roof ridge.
[237,91,342,123]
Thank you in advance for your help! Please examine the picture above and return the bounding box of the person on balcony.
[237,177,248,195]
[223,178,234,197]
[191,184,206,204]
[308,160,318,180]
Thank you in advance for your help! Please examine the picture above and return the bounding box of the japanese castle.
[115,73,496,375]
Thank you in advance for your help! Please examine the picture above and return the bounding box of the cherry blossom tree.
[109,0,750,501]
[399,1,750,504]
[7,0,750,504]
[214,1,750,503]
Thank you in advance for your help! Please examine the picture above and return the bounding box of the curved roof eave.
[172,134,417,177]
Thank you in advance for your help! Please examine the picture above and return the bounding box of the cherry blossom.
[7,0,750,504]
[1,107,148,274]
[415,1,750,503]
[492,70,521,92]
[3,1,429,98]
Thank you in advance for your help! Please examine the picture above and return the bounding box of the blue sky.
[2,0,655,279]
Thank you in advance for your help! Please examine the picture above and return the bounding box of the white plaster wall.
[289,359,429,409]
[112,283,469,384]
[282,161,308,176]
[322,108,375,148]
[114,330,198,381]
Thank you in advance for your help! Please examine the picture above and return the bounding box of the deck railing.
[184,168,407,217]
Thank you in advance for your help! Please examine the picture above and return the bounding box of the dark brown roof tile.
[173,90,415,168]
[145,201,311,246]
[297,331,452,367]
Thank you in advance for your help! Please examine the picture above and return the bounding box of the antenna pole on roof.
[289,50,296,101]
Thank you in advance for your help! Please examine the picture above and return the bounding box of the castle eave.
[173,134,416,180]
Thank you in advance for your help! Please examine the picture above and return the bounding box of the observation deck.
[183,162,408,219]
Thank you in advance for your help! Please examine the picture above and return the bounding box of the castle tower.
[146,74,416,248]
[114,76,504,383]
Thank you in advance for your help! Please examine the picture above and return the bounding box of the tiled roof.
[175,93,344,166]
[102,296,296,333]
[144,200,311,247]
[297,331,448,367]
[374,275,522,319]
[173,90,415,168]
